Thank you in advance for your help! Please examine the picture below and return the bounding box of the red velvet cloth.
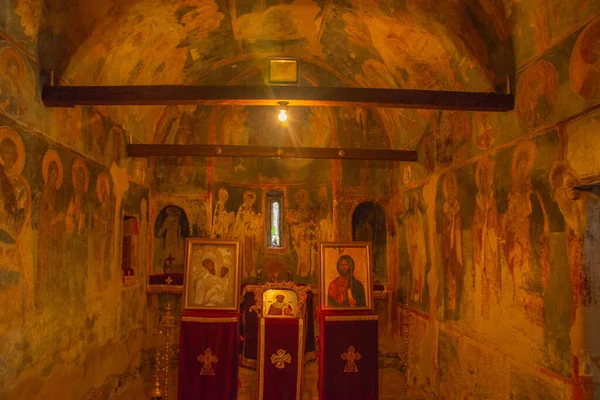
[258,318,304,400]
[177,311,239,400]
[149,272,184,285]
[318,310,378,400]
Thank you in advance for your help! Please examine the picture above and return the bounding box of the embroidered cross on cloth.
[197,348,218,375]
[270,349,292,369]
[341,346,361,372]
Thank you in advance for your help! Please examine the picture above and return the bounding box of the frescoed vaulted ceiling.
[4,0,517,149]
[5,0,598,154]
[43,0,511,89]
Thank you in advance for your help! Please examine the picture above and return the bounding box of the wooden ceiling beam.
[126,144,418,162]
[43,85,514,112]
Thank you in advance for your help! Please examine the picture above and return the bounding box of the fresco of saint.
[436,113,454,165]
[221,106,248,145]
[168,112,195,186]
[233,191,261,277]
[316,186,333,242]
[472,158,500,318]
[516,61,558,129]
[65,158,89,308]
[158,206,187,270]
[0,47,27,117]
[570,20,600,100]
[501,141,550,314]
[93,172,112,290]
[153,106,204,190]
[0,129,29,323]
[441,172,464,320]
[451,112,472,161]
[474,113,498,150]
[287,189,318,277]
[405,192,427,303]
[0,130,29,241]
[37,150,65,305]
[550,162,590,325]
[212,187,234,239]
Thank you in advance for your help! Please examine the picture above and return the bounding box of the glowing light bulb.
[277,101,289,122]
[278,109,288,122]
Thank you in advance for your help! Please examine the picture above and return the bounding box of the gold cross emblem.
[341,346,361,372]
[165,276,173,285]
[197,348,218,375]
[270,349,292,369]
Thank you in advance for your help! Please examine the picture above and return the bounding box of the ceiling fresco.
[5,0,596,78]
[0,0,520,147]
[57,0,509,90]
[1,0,597,156]
[6,0,597,156]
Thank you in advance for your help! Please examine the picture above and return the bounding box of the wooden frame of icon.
[183,239,241,311]
[319,241,373,311]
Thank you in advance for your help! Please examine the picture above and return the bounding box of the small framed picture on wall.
[319,242,373,311]
[183,239,241,311]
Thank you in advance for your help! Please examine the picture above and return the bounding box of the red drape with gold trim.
[177,312,239,400]
[258,318,304,400]
[318,311,378,400]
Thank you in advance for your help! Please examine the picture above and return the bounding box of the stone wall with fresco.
[0,35,150,400]
[2,0,600,397]
[392,15,600,399]
[148,103,396,287]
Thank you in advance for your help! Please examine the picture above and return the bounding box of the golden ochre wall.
[388,15,600,399]
[1,0,600,398]
[0,38,151,400]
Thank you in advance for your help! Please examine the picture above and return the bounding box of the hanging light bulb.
[278,109,287,122]
[278,102,288,122]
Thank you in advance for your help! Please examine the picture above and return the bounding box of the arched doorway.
[352,202,387,284]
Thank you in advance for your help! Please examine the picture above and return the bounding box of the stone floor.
[112,362,423,399]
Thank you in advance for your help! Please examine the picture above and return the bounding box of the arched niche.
[153,205,190,274]
[352,201,387,283]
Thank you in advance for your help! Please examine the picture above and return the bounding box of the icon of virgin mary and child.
[193,252,231,307]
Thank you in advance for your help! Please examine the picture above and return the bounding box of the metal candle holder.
[162,301,176,399]
[150,349,163,400]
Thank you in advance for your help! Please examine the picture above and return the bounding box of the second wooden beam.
[127,144,418,162]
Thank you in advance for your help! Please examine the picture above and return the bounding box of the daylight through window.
[266,191,284,249]
[271,201,280,247]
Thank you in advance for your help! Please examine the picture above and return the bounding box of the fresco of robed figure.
[320,242,373,311]
[183,239,241,311]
